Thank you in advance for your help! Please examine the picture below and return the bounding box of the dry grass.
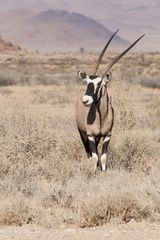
[0,52,160,228]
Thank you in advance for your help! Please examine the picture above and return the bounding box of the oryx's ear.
[105,71,112,82]
[77,71,87,81]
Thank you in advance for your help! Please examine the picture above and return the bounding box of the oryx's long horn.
[93,29,119,75]
[102,34,145,78]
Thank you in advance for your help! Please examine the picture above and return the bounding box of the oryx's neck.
[98,85,109,120]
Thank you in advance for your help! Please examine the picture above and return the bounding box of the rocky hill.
[0,36,21,52]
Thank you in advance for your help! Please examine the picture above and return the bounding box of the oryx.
[76,30,145,171]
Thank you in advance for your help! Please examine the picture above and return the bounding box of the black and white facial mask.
[78,71,102,106]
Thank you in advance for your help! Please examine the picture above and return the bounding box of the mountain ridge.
[0,9,129,52]
[0,0,157,50]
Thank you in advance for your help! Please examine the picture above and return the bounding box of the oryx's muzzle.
[82,82,94,106]
[82,95,93,106]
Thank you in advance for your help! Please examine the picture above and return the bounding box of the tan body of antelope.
[76,30,145,171]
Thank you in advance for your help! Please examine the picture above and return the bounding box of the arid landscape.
[0,1,160,238]
[0,48,160,239]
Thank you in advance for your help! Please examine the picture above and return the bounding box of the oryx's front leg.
[101,134,111,171]
[88,135,99,171]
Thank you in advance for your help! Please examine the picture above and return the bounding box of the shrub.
[140,76,160,89]
[0,71,17,86]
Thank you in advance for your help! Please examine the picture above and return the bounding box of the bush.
[0,71,17,86]
[140,76,160,89]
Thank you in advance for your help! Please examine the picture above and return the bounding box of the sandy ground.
[0,222,160,240]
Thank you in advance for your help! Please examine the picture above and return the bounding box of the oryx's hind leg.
[101,133,111,171]
[78,129,92,158]
[88,135,99,171]
[95,136,101,169]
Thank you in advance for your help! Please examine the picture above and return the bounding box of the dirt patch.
[0,222,160,240]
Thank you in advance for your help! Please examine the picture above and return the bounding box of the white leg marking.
[88,136,95,142]
[92,153,98,159]
[92,153,98,171]
[104,136,111,142]
[101,153,107,171]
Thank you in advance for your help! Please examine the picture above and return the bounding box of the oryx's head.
[77,29,145,107]
[77,71,112,106]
